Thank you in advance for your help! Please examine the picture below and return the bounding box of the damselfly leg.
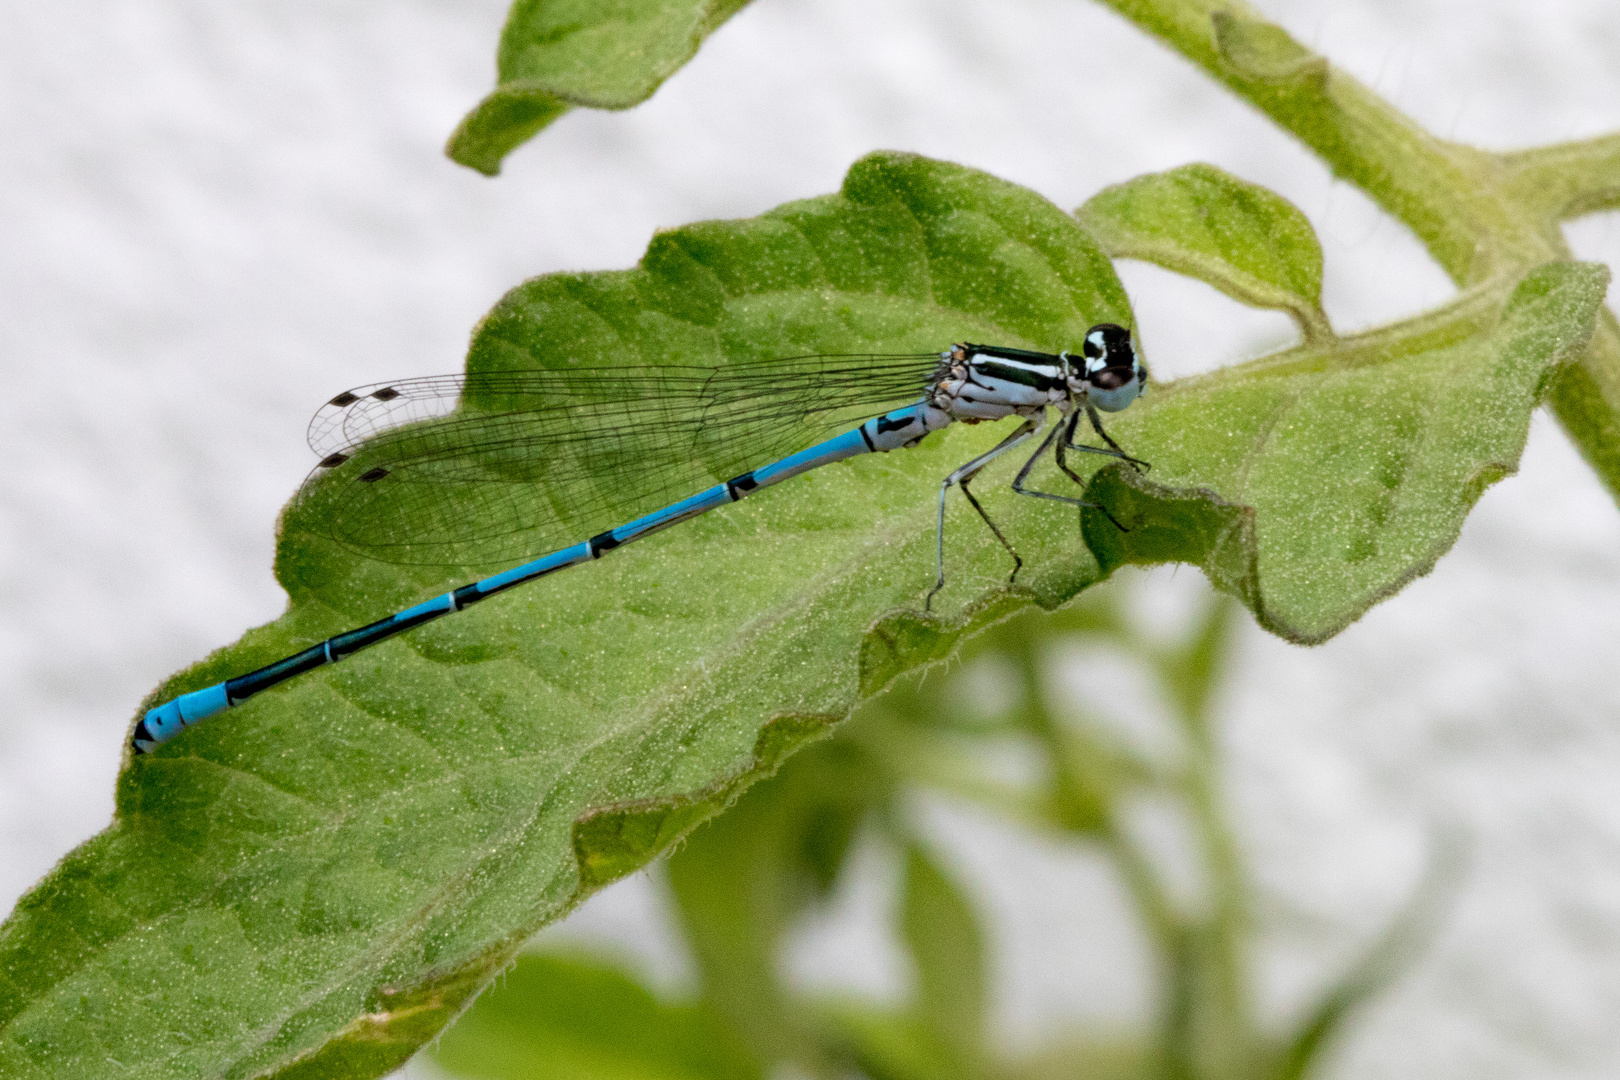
[1067,402,1152,472]
[926,416,1043,611]
[926,404,1152,611]
[1012,411,1131,532]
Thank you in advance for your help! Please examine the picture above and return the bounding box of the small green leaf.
[1083,261,1609,643]
[0,152,1131,1080]
[1078,164,1332,342]
[900,843,988,1072]
[448,0,753,175]
[431,952,760,1080]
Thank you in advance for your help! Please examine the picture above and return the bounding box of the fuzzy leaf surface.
[0,152,1132,1080]
[448,0,753,175]
[1082,260,1608,643]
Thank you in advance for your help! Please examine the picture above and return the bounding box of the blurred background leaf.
[431,952,760,1080]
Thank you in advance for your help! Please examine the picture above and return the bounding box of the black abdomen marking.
[726,472,759,499]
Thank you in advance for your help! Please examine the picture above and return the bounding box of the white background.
[4,1,1620,1076]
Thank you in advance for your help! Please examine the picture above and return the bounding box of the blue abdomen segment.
[861,403,945,453]
[601,485,732,548]
[457,542,593,600]
[133,683,229,752]
[131,401,937,754]
[749,428,870,487]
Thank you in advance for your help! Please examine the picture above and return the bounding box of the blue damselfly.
[133,326,1147,752]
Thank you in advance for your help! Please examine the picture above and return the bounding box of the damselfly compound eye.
[1082,323,1145,412]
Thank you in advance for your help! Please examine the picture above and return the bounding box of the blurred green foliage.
[434,576,1437,1080]
[432,952,758,1080]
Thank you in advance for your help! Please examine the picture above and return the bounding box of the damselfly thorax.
[862,323,1148,452]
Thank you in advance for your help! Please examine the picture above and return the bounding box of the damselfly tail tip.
[131,718,156,755]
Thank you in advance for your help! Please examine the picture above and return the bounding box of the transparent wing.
[298,354,945,568]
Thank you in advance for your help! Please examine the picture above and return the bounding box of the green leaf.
[448,0,753,175]
[667,738,892,1070]
[1077,164,1333,342]
[1083,260,1609,643]
[899,843,987,1072]
[430,952,759,1080]
[0,152,1131,1080]
[849,596,1141,838]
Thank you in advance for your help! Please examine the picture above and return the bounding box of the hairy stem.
[1502,133,1620,220]
[1089,0,1620,499]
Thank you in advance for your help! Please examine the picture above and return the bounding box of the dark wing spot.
[875,413,917,434]
[359,467,390,482]
[328,391,359,407]
[318,453,349,468]
[371,387,401,402]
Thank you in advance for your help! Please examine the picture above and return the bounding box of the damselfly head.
[1077,323,1145,412]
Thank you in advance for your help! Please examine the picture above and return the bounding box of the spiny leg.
[1064,402,1151,472]
[926,417,1042,612]
[1013,410,1131,533]
[1050,410,1095,493]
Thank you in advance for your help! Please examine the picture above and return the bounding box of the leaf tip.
[446,85,573,176]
